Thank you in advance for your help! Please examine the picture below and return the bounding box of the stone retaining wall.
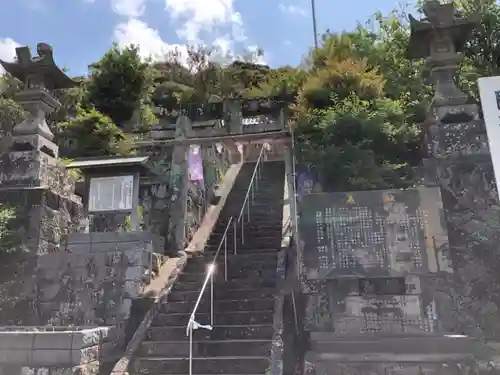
[0,327,119,375]
[36,232,163,332]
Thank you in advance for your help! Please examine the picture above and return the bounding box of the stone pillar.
[130,171,141,231]
[225,99,243,135]
[408,2,499,338]
[166,115,191,255]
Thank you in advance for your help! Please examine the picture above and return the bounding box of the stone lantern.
[408,0,479,107]
[0,42,79,158]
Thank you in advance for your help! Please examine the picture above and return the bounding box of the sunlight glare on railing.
[207,263,216,275]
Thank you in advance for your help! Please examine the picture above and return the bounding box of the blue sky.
[0,0,411,76]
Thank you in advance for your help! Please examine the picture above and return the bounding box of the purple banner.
[188,145,204,182]
[296,167,315,200]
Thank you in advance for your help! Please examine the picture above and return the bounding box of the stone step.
[208,232,281,242]
[187,254,278,271]
[215,220,282,229]
[176,270,277,283]
[168,283,276,302]
[172,277,277,291]
[211,231,282,241]
[209,231,283,242]
[205,242,282,253]
[223,201,283,211]
[133,356,269,375]
[228,198,281,205]
[211,222,283,234]
[204,246,281,255]
[226,196,283,206]
[162,298,275,314]
[203,248,281,258]
[218,215,283,225]
[168,287,276,302]
[181,265,277,280]
[146,324,273,341]
[183,257,277,271]
[205,239,282,251]
[153,310,274,326]
[139,339,272,357]
[191,250,278,263]
[183,257,278,274]
[231,186,282,193]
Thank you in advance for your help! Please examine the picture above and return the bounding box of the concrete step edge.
[158,309,274,317]
[135,356,269,360]
[143,339,272,344]
[149,324,272,329]
[164,297,275,305]
[171,288,276,294]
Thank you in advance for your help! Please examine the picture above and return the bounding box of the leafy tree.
[0,75,25,153]
[296,93,419,191]
[297,57,384,111]
[87,43,157,129]
[248,66,307,97]
[294,44,421,191]
[59,106,133,158]
[153,45,275,106]
[0,98,24,136]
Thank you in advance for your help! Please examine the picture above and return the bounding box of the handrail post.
[247,198,250,221]
[224,234,228,281]
[189,325,193,375]
[241,218,244,245]
[233,220,237,255]
[210,271,214,326]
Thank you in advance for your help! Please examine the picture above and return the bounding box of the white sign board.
[478,76,500,196]
[89,175,134,212]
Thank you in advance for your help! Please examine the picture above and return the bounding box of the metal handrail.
[185,216,234,375]
[234,145,267,252]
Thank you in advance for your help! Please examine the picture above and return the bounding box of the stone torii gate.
[131,96,294,254]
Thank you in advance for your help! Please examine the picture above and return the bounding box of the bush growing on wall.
[0,203,19,255]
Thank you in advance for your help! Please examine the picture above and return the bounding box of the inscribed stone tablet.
[89,175,134,212]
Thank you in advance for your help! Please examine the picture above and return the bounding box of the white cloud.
[0,38,21,74]
[111,0,147,17]
[212,37,232,58]
[246,44,267,65]
[114,18,188,64]
[112,1,264,68]
[164,0,245,43]
[279,3,307,16]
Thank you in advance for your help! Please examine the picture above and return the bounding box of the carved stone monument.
[298,188,494,375]
[409,0,500,340]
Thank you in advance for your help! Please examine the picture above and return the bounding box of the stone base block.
[0,327,117,367]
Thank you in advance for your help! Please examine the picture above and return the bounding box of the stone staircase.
[133,161,286,375]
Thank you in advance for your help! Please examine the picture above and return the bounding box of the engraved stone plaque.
[299,188,450,280]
